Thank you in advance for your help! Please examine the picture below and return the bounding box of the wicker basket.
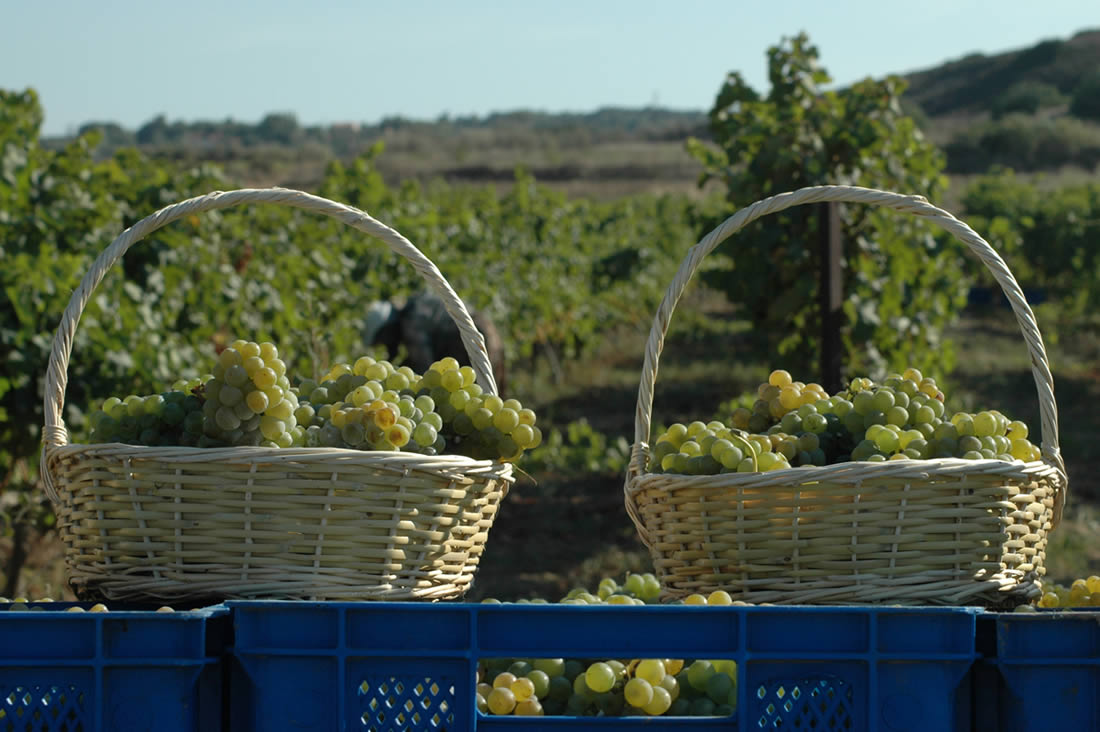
[40,188,514,603]
[623,185,1069,608]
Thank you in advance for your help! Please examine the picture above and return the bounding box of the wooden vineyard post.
[819,201,843,393]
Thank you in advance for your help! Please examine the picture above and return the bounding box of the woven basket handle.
[627,185,1066,492]
[41,187,499,455]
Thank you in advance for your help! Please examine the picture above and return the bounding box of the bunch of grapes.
[88,389,205,447]
[649,368,1043,475]
[476,573,742,718]
[414,357,542,462]
[84,338,540,466]
[1032,576,1100,609]
[296,356,446,454]
[199,340,301,448]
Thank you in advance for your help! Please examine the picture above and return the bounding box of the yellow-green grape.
[639,573,662,601]
[526,670,551,699]
[712,659,737,678]
[684,594,707,606]
[487,687,516,715]
[89,603,108,612]
[597,578,618,600]
[510,677,535,702]
[514,699,544,716]
[624,678,653,709]
[659,673,680,701]
[493,672,517,689]
[635,659,666,685]
[585,662,616,693]
[687,660,715,692]
[707,590,733,606]
[533,658,566,678]
[623,573,645,596]
[573,674,593,700]
[644,686,673,715]
[476,692,489,714]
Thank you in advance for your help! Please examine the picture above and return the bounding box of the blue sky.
[4,0,1097,136]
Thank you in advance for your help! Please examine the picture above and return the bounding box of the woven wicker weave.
[624,185,1068,607]
[40,188,514,603]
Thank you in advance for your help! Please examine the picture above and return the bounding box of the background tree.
[1069,68,1100,121]
[686,33,970,381]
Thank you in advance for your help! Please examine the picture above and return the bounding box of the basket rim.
[625,454,1061,497]
[41,187,505,501]
[625,184,1068,517]
[47,440,517,478]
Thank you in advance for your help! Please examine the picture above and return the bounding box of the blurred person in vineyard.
[365,291,508,394]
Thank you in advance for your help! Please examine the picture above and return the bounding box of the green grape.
[885,405,909,427]
[245,390,269,414]
[585,660,620,691]
[873,429,899,453]
[796,433,820,453]
[871,389,895,412]
[690,697,717,716]
[705,672,735,705]
[852,390,875,415]
[412,422,438,447]
[493,408,520,433]
[958,435,982,455]
[974,411,998,437]
[953,413,975,436]
[686,661,715,692]
[803,412,828,434]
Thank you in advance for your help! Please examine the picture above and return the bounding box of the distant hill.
[903,29,1100,118]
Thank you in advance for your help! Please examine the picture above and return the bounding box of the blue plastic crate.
[228,602,979,731]
[0,602,229,732]
[980,610,1100,731]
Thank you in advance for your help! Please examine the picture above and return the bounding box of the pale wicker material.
[40,188,513,603]
[624,185,1068,607]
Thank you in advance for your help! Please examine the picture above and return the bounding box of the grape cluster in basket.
[1030,576,1100,610]
[476,573,744,718]
[649,368,1042,475]
[87,340,539,462]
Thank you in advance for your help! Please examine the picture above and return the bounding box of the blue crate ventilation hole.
[358,676,456,730]
[1,684,84,731]
[755,677,854,730]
